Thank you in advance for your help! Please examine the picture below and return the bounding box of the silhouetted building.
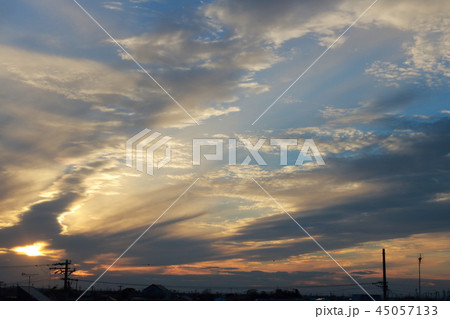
[142,284,171,300]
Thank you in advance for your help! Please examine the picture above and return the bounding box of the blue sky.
[0,0,449,296]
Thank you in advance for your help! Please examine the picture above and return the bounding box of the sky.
[0,0,449,297]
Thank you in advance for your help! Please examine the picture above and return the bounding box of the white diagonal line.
[252,0,380,125]
[76,178,200,301]
[251,178,375,301]
[72,0,199,125]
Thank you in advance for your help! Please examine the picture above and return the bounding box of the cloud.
[115,24,282,71]
[103,2,124,11]
[128,0,151,3]
[0,113,448,290]
[366,61,422,86]
[0,45,154,105]
[317,88,425,126]
[112,30,277,123]
[222,118,450,259]
[203,0,353,47]
[364,0,450,85]
[194,106,241,122]
[204,0,449,86]
[0,45,243,129]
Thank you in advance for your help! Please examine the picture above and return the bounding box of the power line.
[0,264,51,268]
[69,278,148,287]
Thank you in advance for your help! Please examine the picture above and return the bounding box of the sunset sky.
[0,0,449,297]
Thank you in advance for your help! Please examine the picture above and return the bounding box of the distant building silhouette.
[142,284,171,300]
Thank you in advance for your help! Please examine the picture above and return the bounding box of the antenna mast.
[418,254,422,299]
[382,248,388,300]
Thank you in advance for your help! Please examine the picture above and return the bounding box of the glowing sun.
[13,242,46,256]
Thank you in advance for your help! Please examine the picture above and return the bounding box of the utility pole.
[49,259,76,291]
[382,248,388,301]
[64,259,69,289]
[418,254,422,299]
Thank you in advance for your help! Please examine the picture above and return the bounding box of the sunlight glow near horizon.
[12,242,47,257]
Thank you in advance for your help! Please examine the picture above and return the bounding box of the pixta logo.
[126,129,172,175]
[193,138,325,166]
[126,130,325,175]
